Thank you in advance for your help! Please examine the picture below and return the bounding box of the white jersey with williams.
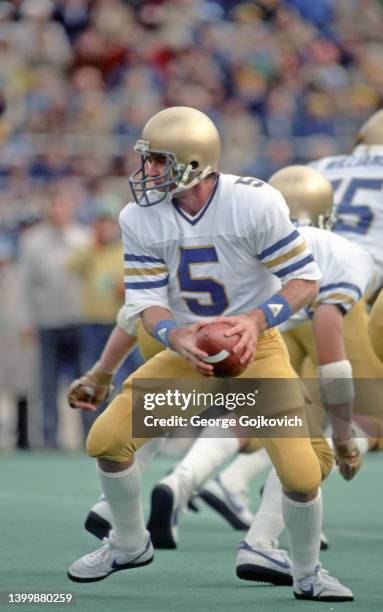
[310,144,383,289]
[280,226,375,332]
[120,173,321,327]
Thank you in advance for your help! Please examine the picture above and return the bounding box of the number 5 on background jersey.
[332,178,383,235]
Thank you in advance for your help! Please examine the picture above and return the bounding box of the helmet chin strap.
[173,165,213,193]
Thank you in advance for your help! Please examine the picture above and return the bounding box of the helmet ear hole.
[190,160,199,169]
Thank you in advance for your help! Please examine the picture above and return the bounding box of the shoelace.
[276,548,290,562]
[87,538,111,562]
[314,566,340,585]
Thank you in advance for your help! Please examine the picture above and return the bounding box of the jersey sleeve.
[120,209,171,318]
[254,190,322,284]
[307,235,373,316]
[309,281,363,316]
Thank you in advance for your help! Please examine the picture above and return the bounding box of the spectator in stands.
[18,185,88,448]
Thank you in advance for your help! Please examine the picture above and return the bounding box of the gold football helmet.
[269,165,336,229]
[355,109,383,147]
[129,106,221,206]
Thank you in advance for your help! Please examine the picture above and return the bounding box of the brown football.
[196,322,246,377]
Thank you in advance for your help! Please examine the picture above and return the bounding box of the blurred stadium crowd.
[1,0,383,451]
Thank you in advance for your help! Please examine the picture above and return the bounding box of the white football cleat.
[294,564,354,602]
[85,495,112,541]
[199,476,254,530]
[67,534,153,583]
[236,540,293,586]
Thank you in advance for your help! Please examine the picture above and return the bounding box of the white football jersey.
[280,226,375,332]
[310,145,383,289]
[120,173,321,327]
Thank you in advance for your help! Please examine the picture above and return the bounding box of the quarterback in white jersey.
[67,108,354,603]
[310,109,383,290]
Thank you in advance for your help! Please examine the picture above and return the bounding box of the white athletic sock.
[99,462,147,552]
[282,489,322,579]
[245,468,284,548]
[171,426,240,500]
[136,438,165,472]
[219,448,271,495]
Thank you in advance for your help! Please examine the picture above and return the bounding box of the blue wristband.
[258,294,293,328]
[152,320,177,348]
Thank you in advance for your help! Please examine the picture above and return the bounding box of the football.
[196,321,246,377]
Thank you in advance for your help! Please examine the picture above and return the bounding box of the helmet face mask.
[318,205,337,231]
[129,141,182,207]
[128,107,221,207]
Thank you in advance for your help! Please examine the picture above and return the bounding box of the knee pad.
[273,440,323,494]
[281,464,322,494]
[86,415,135,461]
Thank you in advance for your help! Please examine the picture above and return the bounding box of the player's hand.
[333,437,362,481]
[68,362,114,411]
[205,314,260,368]
[169,322,214,376]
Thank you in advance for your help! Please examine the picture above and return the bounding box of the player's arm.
[312,304,361,480]
[68,308,138,411]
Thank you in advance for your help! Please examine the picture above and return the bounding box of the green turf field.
[1,451,382,612]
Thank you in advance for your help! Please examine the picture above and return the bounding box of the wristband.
[258,294,292,328]
[152,320,177,348]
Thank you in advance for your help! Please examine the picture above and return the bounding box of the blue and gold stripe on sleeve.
[124,253,169,290]
[257,229,315,279]
[309,282,362,314]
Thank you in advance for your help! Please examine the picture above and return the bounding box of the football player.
[67,107,352,602]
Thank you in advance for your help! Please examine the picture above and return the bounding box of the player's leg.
[83,321,165,540]
[264,435,353,601]
[85,438,165,541]
[236,437,332,584]
[239,329,353,601]
[67,350,200,582]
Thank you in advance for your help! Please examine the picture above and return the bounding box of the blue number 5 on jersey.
[178,246,229,316]
[332,178,383,235]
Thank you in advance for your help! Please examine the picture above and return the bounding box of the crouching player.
[66,107,352,601]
